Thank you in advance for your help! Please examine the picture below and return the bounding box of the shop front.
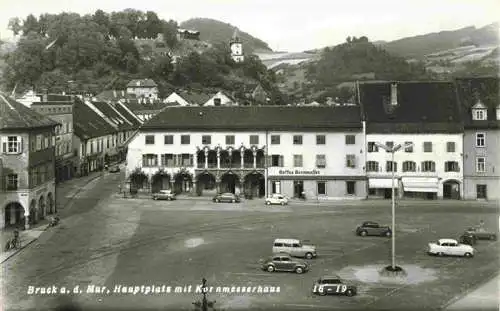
[368,178,398,199]
[401,177,439,200]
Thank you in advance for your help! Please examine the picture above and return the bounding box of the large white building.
[125,106,367,200]
[360,81,464,199]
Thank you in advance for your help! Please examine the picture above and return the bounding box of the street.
[2,171,499,311]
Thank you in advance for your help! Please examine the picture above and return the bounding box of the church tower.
[230,29,244,63]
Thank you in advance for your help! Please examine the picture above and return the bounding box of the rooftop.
[112,102,142,127]
[122,100,169,112]
[359,81,463,133]
[0,93,60,130]
[455,77,500,129]
[73,98,116,140]
[127,79,158,88]
[90,101,134,130]
[142,106,363,131]
[95,90,137,102]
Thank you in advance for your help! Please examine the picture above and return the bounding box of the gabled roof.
[31,101,73,106]
[95,90,137,101]
[112,102,142,127]
[41,94,73,102]
[122,100,167,112]
[359,81,463,133]
[73,98,116,140]
[455,77,500,129]
[0,93,60,130]
[178,90,211,106]
[91,101,134,130]
[126,79,157,88]
[141,106,363,131]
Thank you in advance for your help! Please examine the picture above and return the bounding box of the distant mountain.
[377,23,499,59]
[180,18,272,53]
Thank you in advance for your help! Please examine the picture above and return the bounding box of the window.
[294,135,303,145]
[316,135,325,145]
[161,154,174,166]
[6,174,18,190]
[476,133,485,147]
[214,98,221,106]
[317,182,326,195]
[271,135,280,144]
[345,135,355,145]
[145,135,155,145]
[385,141,393,152]
[271,155,284,167]
[346,181,356,195]
[225,135,235,145]
[402,161,416,172]
[249,135,259,145]
[346,154,356,168]
[386,161,397,172]
[446,142,456,152]
[181,135,190,145]
[293,155,303,167]
[476,184,487,199]
[404,141,413,152]
[423,142,432,152]
[39,165,46,183]
[106,138,110,149]
[473,109,487,120]
[44,137,49,149]
[202,135,211,145]
[445,161,460,172]
[164,135,173,145]
[421,161,436,172]
[272,181,281,194]
[181,154,193,166]
[367,142,378,152]
[366,161,379,172]
[142,154,158,167]
[36,135,42,150]
[2,136,22,154]
[316,154,326,168]
[476,157,486,173]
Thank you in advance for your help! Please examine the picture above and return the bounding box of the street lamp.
[192,278,215,311]
[374,141,414,272]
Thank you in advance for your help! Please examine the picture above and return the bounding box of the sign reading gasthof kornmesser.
[27,284,281,296]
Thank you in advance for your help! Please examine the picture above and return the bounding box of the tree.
[22,14,39,36]
[162,20,178,48]
[8,17,22,36]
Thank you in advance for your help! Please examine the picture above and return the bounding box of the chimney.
[113,90,117,98]
[390,83,398,106]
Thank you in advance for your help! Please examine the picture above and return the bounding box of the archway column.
[192,176,197,194]
[215,175,221,193]
[204,150,208,169]
[216,149,221,169]
[253,151,257,169]
[240,149,244,168]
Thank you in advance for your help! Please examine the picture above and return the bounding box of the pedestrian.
[478,219,485,232]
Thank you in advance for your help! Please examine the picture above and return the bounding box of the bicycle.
[5,236,21,251]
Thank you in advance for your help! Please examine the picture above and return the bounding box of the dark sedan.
[212,193,240,203]
[356,221,392,237]
[465,227,497,240]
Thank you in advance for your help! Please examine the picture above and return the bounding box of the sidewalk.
[444,273,499,310]
[0,171,106,264]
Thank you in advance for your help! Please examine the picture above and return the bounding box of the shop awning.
[369,178,396,188]
[402,177,438,193]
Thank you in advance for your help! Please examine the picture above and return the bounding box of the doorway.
[293,181,304,198]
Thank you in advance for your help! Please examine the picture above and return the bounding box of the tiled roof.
[31,101,73,106]
[73,98,116,140]
[177,90,211,106]
[142,106,363,131]
[0,93,60,130]
[359,81,463,133]
[112,102,142,127]
[42,94,73,102]
[126,79,157,88]
[95,90,137,101]
[91,101,134,130]
[455,77,500,129]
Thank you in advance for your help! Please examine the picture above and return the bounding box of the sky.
[0,0,498,52]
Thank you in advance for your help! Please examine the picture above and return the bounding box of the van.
[272,238,317,259]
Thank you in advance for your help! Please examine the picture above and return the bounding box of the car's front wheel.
[346,289,355,297]
[266,201,271,205]
[281,201,285,206]
[360,231,367,237]
[305,252,313,259]
[215,199,220,203]
[437,252,444,256]
[464,252,473,258]
[267,265,275,272]
[490,235,497,240]
[385,231,392,237]
[232,199,235,203]
[295,267,304,274]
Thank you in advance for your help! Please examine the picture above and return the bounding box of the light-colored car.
[261,254,309,274]
[152,190,176,201]
[427,238,474,257]
[272,238,317,259]
[265,194,288,206]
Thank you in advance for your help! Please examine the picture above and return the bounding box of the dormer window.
[472,100,487,121]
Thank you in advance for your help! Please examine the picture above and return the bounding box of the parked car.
[356,221,392,237]
[152,190,176,201]
[458,232,478,246]
[464,227,497,241]
[427,238,474,257]
[109,165,120,173]
[312,276,357,297]
[212,193,240,203]
[265,194,288,205]
[261,254,309,274]
[272,238,317,259]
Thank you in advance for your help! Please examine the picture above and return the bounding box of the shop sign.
[278,169,321,175]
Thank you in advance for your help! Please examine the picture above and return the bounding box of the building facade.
[126,79,159,99]
[456,77,500,201]
[360,81,464,200]
[230,30,244,63]
[126,106,367,200]
[0,93,59,229]
[31,98,78,182]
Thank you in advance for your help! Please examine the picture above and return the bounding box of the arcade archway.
[443,179,461,200]
[196,172,216,196]
[243,172,265,198]
[4,202,24,227]
[220,173,240,194]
